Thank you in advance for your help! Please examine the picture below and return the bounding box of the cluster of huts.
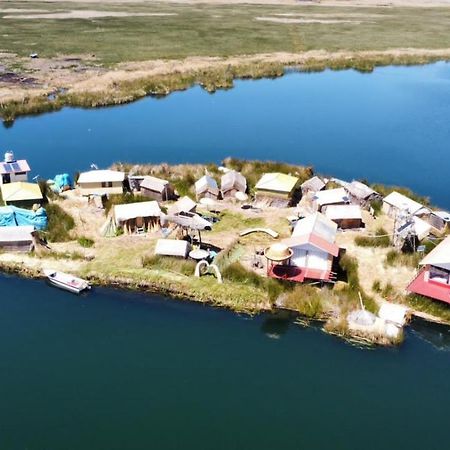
[1,149,450,308]
[0,151,47,252]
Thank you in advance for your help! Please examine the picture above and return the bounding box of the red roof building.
[407,236,450,305]
[266,212,339,283]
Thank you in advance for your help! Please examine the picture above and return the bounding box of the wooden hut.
[344,181,380,208]
[0,225,35,252]
[220,170,247,199]
[0,182,43,208]
[254,173,300,207]
[313,188,349,212]
[77,170,125,196]
[167,196,197,216]
[114,201,161,234]
[382,191,423,218]
[324,204,364,229]
[195,175,219,201]
[139,176,176,202]
[300,176,325,196]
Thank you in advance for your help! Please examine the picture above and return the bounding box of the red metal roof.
[283,232,339,257]
[407,268,450,305]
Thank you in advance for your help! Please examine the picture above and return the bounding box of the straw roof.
[1,182,43,202]
[167,196,196,216]
[301,176,325,193]
[264,243,293,261]
[114,201,161,223]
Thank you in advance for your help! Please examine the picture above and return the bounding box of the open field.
[1,1,450,119]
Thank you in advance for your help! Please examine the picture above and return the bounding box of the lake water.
[1,62,450,208]
[1,273,450,450]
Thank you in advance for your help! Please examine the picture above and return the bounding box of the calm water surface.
[1,274,450,450]
[1,62,450,207]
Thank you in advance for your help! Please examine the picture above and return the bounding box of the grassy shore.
[1,2,450,120]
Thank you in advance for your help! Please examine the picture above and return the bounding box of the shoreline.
[1,159,449,347]
[2,49,450,122]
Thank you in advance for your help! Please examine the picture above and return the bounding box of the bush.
[78,236,94,248]
[370,199,383,217]
[44,203,75,242]
[381,282,395,298]
[355,227,390,248]
[372,280,382,293]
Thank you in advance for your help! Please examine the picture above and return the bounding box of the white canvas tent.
[155,239,191,258]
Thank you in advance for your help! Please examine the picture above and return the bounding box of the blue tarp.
[0,205,47,230]
[51,173,72,193]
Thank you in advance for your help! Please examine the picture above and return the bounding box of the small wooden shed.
[195,175,219,201]
[220,170,247,199]
[114,201,161,234]
[167,196,197,216]
[324,204,364,229]
[0,225,35,252]
[301,176,325,196]
[0,182,43,208]
[77,170,125,196]
[139,176,176,202]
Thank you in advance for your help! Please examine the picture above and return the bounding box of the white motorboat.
[43,269,91,294]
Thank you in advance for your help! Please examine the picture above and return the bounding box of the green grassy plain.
[1,2,450,64]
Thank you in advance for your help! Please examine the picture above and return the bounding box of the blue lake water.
[1,62,450,207]
[1,273,450,450]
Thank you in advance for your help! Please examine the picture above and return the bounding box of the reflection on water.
[261,311,293,339]
[410,318,450,351]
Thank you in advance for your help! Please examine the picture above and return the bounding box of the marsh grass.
[78,236,95,248]
[385,249,421,268]
[404,294,450,322]
[213,211,265,233]
[282,285,324,318]
[43,203,75,242]
[355,227,390,248]
[141,254,196,276]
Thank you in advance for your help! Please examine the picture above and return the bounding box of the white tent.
[114,201,161,225]
[155,239,191,258]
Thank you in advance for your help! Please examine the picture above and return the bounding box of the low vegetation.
[104,193,148,214]
[282,285,324,318]
[141,254,197,277]
[404,294,450,323]
[355,227,390,248]
[43,203,75,242]
[77,236,95,248]
[385,249,421,268]
[213,211,264,233]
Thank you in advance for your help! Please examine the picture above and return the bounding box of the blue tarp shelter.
[0,205,47,230]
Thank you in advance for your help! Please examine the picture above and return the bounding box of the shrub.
[44,203,75,242]
[78,236,94,248]
[355,227,390,247]
[381,282,395,298]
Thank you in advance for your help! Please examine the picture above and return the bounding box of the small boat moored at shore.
[43,269,91,294]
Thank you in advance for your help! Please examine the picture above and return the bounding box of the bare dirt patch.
[3,11,178,20]
[255,16,364,24]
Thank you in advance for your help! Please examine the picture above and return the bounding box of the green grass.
[385,249,421,268]
[404,294,450,322]
[43,202,75,242]
[141,254,197,276]
[77,236,95,248]
[213,211,265,233]
[355,227,391,248]
[1,3,450,64]
[282,285,324,318]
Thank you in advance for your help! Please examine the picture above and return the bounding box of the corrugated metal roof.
[140,176,169,193]
[221,170,246,193]
[255,173,299,193]
[114,201,161,223]
[313,188,349,206]
[293,212,338,242]
[324,204,363,220]
[0,160,31,175]
[0,182,43,202]
[383,191,423,215]
[420,235,450,270]
[346,181,377,199]
[78,170,125,184]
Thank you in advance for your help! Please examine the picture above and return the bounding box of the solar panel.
[11,162,21,172]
